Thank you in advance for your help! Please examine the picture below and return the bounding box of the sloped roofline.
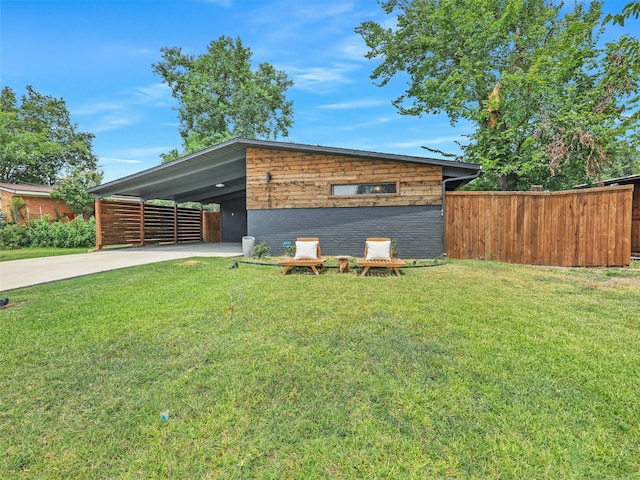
[0,182,54,196]
[89,137,482,202]
[574,174,640,189]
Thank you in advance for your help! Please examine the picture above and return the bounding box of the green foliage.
[9,197,27,223]
[0,216,96,249]
[390,238,400,257]
[283,241,296,257]
[153,36,294,162]
[252,240,271,258]
[0,85,102,185]
[0,223,26,249]
[604,1,640,28]
[51,166,103,215]
[357,0,640,190]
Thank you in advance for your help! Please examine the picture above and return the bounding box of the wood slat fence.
[446,185,634,267]
[95,199,204,249]
[633,187,640,253]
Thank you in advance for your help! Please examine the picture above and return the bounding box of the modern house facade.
[89,138,482,258]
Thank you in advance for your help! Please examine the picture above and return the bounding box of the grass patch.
[0,247,90,262]
[1,259,639,478]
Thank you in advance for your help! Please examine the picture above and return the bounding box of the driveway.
[0,243,243,291]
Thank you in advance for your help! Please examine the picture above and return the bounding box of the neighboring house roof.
[574,174,640,189]
[0,182,54,197]
[89,137,482,204]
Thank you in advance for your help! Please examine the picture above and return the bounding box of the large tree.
[152,36,294,162]
[357,0,639,190]
[0,85,100,186]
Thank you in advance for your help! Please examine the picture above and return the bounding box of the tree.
[0,86,100,185]
[51,166,103,215]
[152,36,294,162]
[357,0,639,190]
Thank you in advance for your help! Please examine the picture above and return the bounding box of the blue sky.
[1,0,633,183]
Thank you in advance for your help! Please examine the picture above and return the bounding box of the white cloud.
[71,83,174,133]
[288,64,358,92]
[336,35,370,62]
[117,146,174,159]
[99,157,142,164]
[318,99,389,110]
[131,83,174,107]
[92,117,137,133]
[390,133,472,149]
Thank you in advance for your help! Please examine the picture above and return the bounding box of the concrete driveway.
[0,243,243,292]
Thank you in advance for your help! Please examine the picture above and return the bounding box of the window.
[331,182,397,196]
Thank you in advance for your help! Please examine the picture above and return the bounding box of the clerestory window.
[331,182,397,196]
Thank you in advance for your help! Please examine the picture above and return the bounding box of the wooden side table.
[336,256,350,273]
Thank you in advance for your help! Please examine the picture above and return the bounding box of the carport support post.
[139,199,145,246]
[95,197,103,250]
[173,202,178,244]
[200,204,204,242]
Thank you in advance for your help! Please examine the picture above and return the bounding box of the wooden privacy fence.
[95,199,213,249]
[446,186,634,267]
[633,186,640,253]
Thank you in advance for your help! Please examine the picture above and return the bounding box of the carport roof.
[89,137,482,204]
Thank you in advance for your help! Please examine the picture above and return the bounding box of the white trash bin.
[242,236,255,258]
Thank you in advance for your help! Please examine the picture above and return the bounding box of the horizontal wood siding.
[176,207,203,243]
[248,205,442,259]
[446,186,634,267]
[99,200,141,246]
[246,148,443,210]
[97,200,202,247]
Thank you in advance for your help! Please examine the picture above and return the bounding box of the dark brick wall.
[248,205,442,258]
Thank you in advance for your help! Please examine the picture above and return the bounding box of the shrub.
[252,241,271,259]
[283,241,296,257]
[0,223,27,249]
[0,216,96,249]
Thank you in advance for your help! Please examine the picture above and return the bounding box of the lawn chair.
[278,237,328,275]
[357,238,406,276]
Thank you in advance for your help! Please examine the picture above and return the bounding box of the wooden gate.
[203,211,222,243]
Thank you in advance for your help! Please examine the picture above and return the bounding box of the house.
[88,138,482,258]
[0,182,74,225]
[575,174,640,257]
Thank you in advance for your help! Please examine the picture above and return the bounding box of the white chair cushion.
[365,240,391,261]
[294,241,318,260]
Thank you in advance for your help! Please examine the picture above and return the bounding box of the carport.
[89,139,251,249]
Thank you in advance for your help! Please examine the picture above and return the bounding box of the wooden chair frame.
[356,237,406,276]
[278,237,328,275]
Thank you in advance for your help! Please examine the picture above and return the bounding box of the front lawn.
[1,259,638,478]
[0,247,90,262]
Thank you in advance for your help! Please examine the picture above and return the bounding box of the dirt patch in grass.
[178,260,203,266]
[595,275,640,289]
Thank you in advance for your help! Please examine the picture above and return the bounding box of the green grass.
[0,247,91,262]
[1,258,639,478]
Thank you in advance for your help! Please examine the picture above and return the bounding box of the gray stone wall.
[247,205,442,259]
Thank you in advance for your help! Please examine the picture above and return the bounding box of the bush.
[252,241,271,259]
[0,223,27,249]
[0,216,96,249]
